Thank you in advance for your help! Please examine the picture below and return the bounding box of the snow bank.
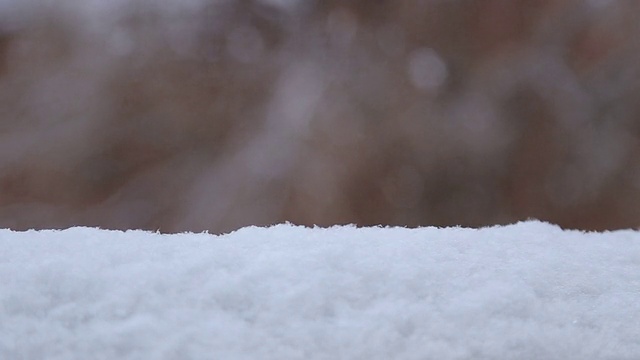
[1,221,639,359]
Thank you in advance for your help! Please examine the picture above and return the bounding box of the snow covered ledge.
[1,221,639,359]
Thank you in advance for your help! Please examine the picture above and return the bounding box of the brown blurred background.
[1,0,639,232]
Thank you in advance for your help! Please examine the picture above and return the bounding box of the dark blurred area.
[1,0,639,232]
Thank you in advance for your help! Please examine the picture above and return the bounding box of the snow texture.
[1,221,639,359]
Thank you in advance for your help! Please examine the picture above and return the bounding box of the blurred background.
[1,0,639,232]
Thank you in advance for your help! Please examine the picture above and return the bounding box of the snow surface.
[1,221,639,359]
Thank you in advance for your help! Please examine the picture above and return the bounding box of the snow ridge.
[1,221,639,359]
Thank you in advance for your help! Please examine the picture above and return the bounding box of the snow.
[1,221,639,359]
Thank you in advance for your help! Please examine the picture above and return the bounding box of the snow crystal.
[1,221,639,359]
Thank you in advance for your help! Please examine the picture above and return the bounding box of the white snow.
[1,221,639,359]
